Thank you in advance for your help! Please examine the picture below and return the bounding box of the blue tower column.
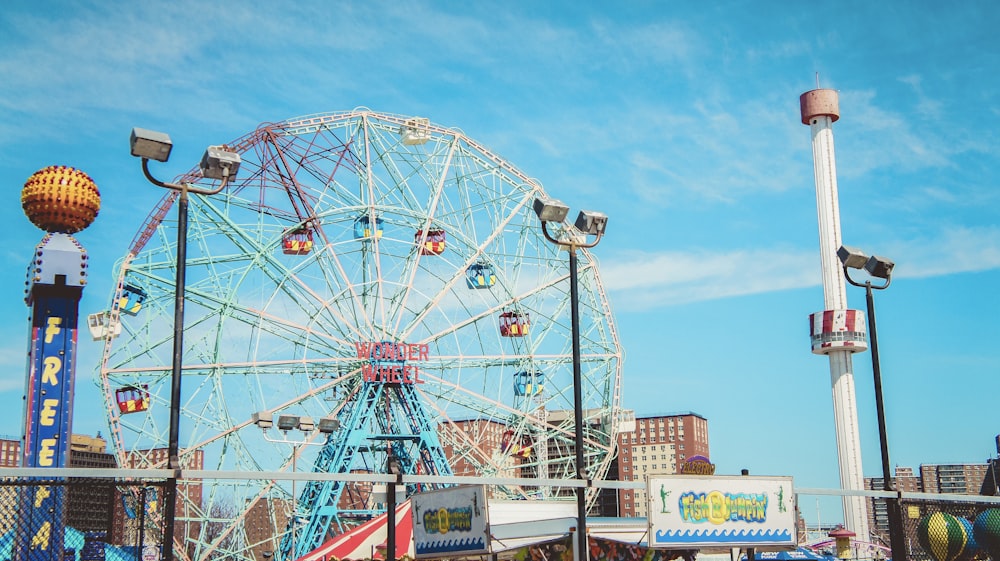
[15,233,89,561]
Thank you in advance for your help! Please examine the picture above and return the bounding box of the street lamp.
[131,128,240,561]
[838,245,906,561]
[255,411,339,560]
[533,196,608,561]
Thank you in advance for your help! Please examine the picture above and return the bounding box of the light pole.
[385,448,403,561]
[254,411,340,561]
[131,128,241,561]
[533,197,608,561]
[837,245,906,561]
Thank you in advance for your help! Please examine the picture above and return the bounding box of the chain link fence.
[1,476,166,560]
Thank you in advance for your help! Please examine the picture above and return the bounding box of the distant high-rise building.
[0,436,21,536]
[615,412,710,518]
[920,463,989,495]
[439,418,519,479]
[0,435,19,468]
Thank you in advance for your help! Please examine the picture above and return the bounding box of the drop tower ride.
[801,88,871,540]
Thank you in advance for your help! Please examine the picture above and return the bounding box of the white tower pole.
[801,88,871,541]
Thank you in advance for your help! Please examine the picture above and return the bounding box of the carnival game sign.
[680,455,716,475]
[412,485,489,558]
[647,475,796,548]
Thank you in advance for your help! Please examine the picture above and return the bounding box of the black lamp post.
[838,245,906,561]
[131,128,240,561]
[386,448,402,561]
[533,197,608,561]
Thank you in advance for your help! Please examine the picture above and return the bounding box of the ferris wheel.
[95,110,624,561]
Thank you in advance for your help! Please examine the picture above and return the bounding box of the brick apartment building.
[616,412,711,517]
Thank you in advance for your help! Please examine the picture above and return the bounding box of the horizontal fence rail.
[2,468,999,561]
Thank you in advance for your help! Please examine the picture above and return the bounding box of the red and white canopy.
[297,500,415,561]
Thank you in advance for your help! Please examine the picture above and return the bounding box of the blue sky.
[2,1,998,525]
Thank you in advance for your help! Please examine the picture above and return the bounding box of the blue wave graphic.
[416,536,487,554]
[654,528,792,544]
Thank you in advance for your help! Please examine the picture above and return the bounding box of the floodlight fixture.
[130,128,173,162]
[317,417,341,434]
[200,145,242,180]
[575,210,608,236]
[251,411,273,430]
[864,255,895,280]
[837,245,869,269]
[533,197,570,223]
[297,416,315,433]
[276,414,300,432]
[840,244,894,289]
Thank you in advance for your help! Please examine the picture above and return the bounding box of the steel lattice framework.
[96,110,624,561]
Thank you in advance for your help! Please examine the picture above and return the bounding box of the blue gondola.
[465,262,496,289]
[354,215,383,239]
[513,371,544,397]
[118,284,147,316]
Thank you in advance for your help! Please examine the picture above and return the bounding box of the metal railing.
[2,468,999,561]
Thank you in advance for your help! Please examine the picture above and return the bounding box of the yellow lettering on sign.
[38,438,57,466]
[40,398,59,426]
[44,317,62,344]
[31,521,51,550]
[34,485,51,508]
[42,356,61,385]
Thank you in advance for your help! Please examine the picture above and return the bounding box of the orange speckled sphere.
[21,165,101,233]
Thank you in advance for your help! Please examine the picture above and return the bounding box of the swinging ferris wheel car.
[97,110,623,561]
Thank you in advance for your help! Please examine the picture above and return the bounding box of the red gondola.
[415,229,446,255]
[282,228,314,255]
[115,385,150,414]
[499,311,530,337]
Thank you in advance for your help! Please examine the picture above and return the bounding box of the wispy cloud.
[601,247,816,310]
[601,225,1000,310]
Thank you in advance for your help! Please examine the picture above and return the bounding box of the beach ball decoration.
[956,517,980,561]
[918,512,969,561]
[973,509,1000,561]
[21,165,101,233]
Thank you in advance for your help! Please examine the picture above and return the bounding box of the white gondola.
[87,312,121,341]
